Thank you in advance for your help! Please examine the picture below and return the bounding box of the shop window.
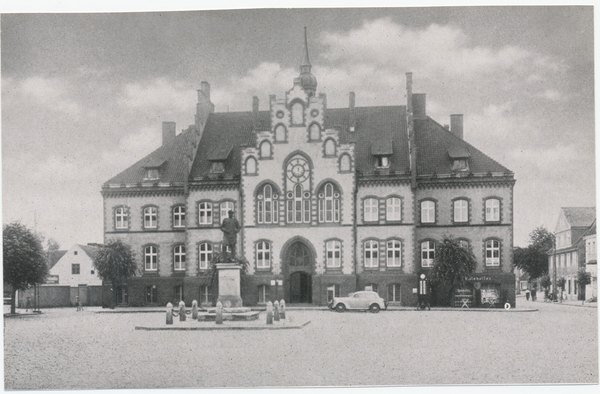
[258,285,270,304]
[481,283,500,305]
[364,240,379,268]
[327,284,340,303]
[388,284,401,302]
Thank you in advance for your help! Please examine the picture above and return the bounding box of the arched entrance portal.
[283,240,314,304]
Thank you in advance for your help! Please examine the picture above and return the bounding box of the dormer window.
[448,146,471,172]
[371,139,392,169]
[142,158,166,181]
[211,162,225,173]
[207,143,232,173]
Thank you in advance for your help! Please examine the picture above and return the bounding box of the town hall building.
[101,33,516,307]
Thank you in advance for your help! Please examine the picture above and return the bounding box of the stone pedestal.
[216,263,243,308]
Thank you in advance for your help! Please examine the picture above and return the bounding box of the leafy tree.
[514,227,555,280]
[431,236,477,306]
[557,276,567,302]
[93,238,137,307]
[3,222,49,314]
[540,274,552,300]
[577,268,592,302]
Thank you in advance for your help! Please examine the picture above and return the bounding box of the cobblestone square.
[3,301,597,390]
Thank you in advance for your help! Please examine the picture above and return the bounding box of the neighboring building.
[548,207,596,301]
[101,33,516,307]
[19,244,103,307]
[583,220,597,301]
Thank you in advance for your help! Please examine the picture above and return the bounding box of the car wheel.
[369,304,380,313]
[335,303,346,313]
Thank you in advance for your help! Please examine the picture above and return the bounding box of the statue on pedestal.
[220,210,240,259]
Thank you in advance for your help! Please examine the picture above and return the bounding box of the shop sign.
[46,275,59,284]
[466,276,492,282]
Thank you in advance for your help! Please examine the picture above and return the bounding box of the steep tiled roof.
[562,207,596,228]
[105,127,197,185]
[47,250,67,269]
[415,118,511,176]
[79,244,100,260]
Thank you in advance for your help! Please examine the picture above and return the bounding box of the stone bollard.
[280,299,286,319]
[192,300,198,320]
[274,300,280,321]
[179,301,186,321]
[266,301,273,325]
[216,301,223,325]
[166,302,174,325]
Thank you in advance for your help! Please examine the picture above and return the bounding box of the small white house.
[50,244,102,286]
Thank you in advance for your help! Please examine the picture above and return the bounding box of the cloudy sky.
[1,4,595,250]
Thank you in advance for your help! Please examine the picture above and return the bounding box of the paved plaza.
[3,300,598,390]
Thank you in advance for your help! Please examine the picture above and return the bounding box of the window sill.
[142,271,159,277]
[363,267,381,271]
[143,227,158,231]
[484,265,501,270]
[254,269,272,275]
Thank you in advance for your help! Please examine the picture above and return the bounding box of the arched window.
[275,124,286,142]
[386,197,401,222]
[309,123,321,141]
[173,245,185,271]
[256,241,271,269]
[485,239,501,266]
[257,184,278,224]
[326,240,341,268]
[364,198,379,222]
[198,243,213,270]
[143,206,158,229]
[291,102,304,125]
[287,184,310,223]
[324,139,336,156]
[364,240,379,268]
[144,245,157,271]
[339,155,351,172]
[260,140,272,159]
[198,202,212,225]
[485,198,500,222]
[421,241,435,267]
[319,183,340,223]
[246,157,257,175]
[386,240,401,267]
[115,207,128,229]
[420,200,436,224]
[172,206,185,228]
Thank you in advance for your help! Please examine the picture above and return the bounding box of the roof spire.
[299,27,317,96]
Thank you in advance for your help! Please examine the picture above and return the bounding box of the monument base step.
[197,311,260,321]
[205,307,251,314]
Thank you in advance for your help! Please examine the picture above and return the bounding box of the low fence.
[17,285,103,308]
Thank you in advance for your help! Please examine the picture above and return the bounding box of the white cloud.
[101,126,162,172]
[119,78,195,113]
[11,76,81,115]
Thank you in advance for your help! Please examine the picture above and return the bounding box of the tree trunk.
[111,280,117,309]
[11,288,17,314]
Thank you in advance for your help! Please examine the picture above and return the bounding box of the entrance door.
[290,271,312,303]
[285,241,313,303]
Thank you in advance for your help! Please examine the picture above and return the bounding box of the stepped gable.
[562,207,596,228]
[104,127,196,185]
[414,117,511,176]
[189,111,269,179]
[327,105,410,175]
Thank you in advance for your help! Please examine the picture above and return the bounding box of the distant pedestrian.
[531,288,537,301]
[76,296,82,311]
[525,289,530,301]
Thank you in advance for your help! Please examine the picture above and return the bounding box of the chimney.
[162,121,176,145]
[412,94,426,118]
[252,96,260,130]
[349,92,356,131]
[406,72,413,117]
[450,114,464,139]
[195,81,215,132]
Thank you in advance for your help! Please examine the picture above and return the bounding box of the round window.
[303,192,311,199]
[276,110,285,119]
[311,109,319,117]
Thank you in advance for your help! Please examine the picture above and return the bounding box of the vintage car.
[329,291,387,313]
